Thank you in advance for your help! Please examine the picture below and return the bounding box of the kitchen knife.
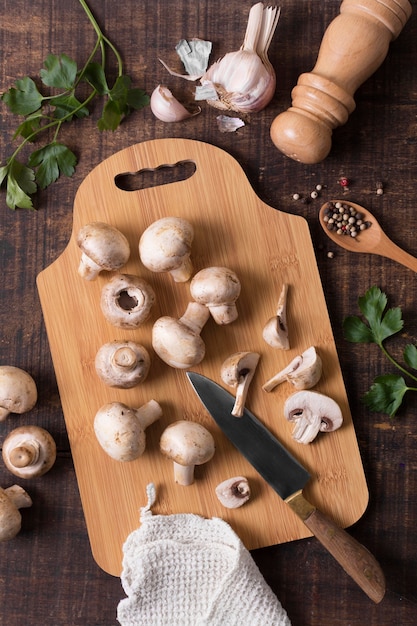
[186,371,386,603]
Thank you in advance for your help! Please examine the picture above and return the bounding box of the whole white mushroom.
[94,400,162,461]
[139,216,194,282]
[0,366,37,421]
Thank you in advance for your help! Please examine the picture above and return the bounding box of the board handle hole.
[115,160,196,191]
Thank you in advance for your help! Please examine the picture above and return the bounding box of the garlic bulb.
[200,3,280,114]
[150,85,200,122]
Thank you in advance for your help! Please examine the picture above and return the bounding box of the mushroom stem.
[179,301,211,335]
[263,346,322,392]
[134,399,163,430]
[173,461,195,486]
[9,441,40,468]
[220,351,260,417]
[263,283,290,349]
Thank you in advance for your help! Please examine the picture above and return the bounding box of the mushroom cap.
[100,274,155,329]
[0,366,37,421]
[190,266,241,307]
[283,390,343,443]
[94,402,147,462]
[139,216,194,274]
[2,426,57,478]
[76,222,130,278]
[95,341,151,388]
[152,316,206,369]
[220,351,260,387]
[0,485,32,542]
[160,420,215,467]
[0,488,22,541]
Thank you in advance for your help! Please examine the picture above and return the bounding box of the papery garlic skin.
[202,51,276,114]
[200,3,280,115]
[150,85,199,122]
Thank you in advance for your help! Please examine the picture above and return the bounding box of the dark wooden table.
[1,1,416,624]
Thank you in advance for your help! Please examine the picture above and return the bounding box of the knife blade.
[187,371,385,603]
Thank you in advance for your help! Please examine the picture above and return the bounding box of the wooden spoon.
[319,200,417,273]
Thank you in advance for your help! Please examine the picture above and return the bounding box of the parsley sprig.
[343,286,417,417]
[0,0,149,210]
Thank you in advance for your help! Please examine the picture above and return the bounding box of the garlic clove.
[200,3,280,115]
[150,85,200,122]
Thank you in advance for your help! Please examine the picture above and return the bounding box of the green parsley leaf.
[49,93,90,120]
[343,315,374,343]
[40,54,77,89]
[28,143,77,189]
[83,62,109,95]
[404,344,417,370]
[344,286,417,418]
[2,77,43,116]
[13,112,42,140]
[97,98,123,131]
[0,160,36,209]
[345,285,404,346]
[363,374,410,417]
[126,87,150,110]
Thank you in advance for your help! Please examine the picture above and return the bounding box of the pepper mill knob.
[270,0,412,164]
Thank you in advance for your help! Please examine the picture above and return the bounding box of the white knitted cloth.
[117,484,291,626]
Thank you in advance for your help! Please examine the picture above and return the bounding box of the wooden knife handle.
[286,491,386,603]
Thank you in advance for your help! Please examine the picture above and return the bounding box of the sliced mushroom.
[152,301,210,369]
[139,216,194,282]
[160,420,215,486]
[215,476,251,508]
[100,274,155,329]
[220,351,260,416]
[190,266,241,325]
[2,426,57,478]
[283,390,343,444]
[76,222,130,280]
[262,346,322,392]
[95,341,151,388]
[0,485,32,542]
[262,283,290,349]
[0,366,37,422]
[94,400,162,461]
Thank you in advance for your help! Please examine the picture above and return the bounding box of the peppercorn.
[323,201,371,237]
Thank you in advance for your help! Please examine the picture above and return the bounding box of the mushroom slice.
[0,485,32,542]
[139,216,194,282]
[262,346,322,392]
[220,351,260,416]
[190,266,241,325]
[76,222,130,281]
[2,426,57,478]
[95,341,151,388]
[94,400,162,462]
[263,284,290,349]
[152,301,210,369]
[160,420,215,486]
[283,390,343,444]
[215,476,251,508]
[100,274,156,329]
[0,366,37,422]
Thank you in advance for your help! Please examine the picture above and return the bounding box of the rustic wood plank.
[1,0,417,624]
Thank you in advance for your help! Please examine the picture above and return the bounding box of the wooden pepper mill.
[270,0,412,164]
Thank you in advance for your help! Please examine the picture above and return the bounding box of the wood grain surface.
[37,138,368,575]
[1,0,417,624]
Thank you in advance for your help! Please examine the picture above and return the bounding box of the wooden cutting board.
[37,138,368,576]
